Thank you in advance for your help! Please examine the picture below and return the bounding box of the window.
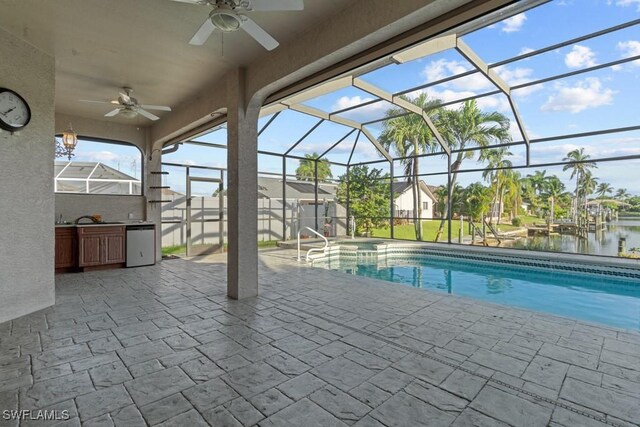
[54,137,142,195]
[423,202,429,210]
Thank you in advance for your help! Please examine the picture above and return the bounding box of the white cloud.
[494,65,543,96]
[617,40,640,67]
[541,78,615,114]
[422,59,493,91]
[610,0,640,11]
[564,45,597,69]
[420,87,511,113]
[422,59,467,81]
[501,13,527,33]
[331,96,389,123]
[77,150,132,163]
[332,95,374,110]
[518,47,535,56]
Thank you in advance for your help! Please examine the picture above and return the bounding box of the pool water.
[315,256,640,330]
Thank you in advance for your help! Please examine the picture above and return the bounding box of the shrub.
[511,217,523,227]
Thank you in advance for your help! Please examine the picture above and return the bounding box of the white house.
[393,181,439,220]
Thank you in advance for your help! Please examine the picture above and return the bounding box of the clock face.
[0,89,31,131]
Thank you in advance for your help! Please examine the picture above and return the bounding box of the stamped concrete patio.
[1,248,639,426]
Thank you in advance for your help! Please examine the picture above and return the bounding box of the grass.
[258,240,279,248]
[370,215,540,241]
[162,240,279,256]
[162,245,186,256]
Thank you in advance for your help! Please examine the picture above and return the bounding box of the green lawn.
[162,240,278,256]
[162,245,186,256]
[371,220,463,241]
[371,215,539,241]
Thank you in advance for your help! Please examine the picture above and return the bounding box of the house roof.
[392,180,438,202]
[55,161,139,181]
[257,176,337,200]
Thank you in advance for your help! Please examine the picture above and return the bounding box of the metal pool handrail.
[297,226,328,262]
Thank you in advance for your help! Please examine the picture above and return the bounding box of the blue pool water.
[316,256,640,330]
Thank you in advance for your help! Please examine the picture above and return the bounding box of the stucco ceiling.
[0,0,357,125]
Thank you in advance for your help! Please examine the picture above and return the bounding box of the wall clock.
[0,88,31,132]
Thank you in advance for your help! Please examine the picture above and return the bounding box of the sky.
[62,0,640,197]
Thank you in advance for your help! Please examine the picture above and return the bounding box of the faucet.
[75,215,101,224]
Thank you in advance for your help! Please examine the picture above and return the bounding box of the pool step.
[357,250,378,259]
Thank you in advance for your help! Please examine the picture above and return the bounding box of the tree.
[562,148,597,220]
[526,170,547,196]
[542,176,566,222]
[336,165,390,235]
[481,147,513,224]
[615,188,630,201]
[580,171,598,200]
[434,100,511,240]
[380,93,441,240]
[502,170,523,220]
[295,153,332,182]
[462,182,492,222]
[596,182,613,199]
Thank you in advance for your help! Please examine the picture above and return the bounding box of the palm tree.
[481,147,513,224]
[295,153,332,182]
[380,93,441,241]
[526,170,547,197]
[580,171,598,200]
[502,170,523,220]
[434,100,511,240]
[543,176,565,222]
[615,188,630,201]
[596,182,613,199]
[463,182,492,222]
[562,148,597,220]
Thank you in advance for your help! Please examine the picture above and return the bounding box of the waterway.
[505,218,640,257]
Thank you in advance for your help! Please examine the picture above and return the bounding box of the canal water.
[505,218,640,257]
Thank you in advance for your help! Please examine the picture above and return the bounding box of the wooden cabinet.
[55,227,77,272]
[78,226,126,268]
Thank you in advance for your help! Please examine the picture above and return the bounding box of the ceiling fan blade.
[189,17,216,45]
[137,108,160,121]
[119,92,132,104]
[140,104,172,111]
[79,99,112,105]
[242,17,279,51]
[169,0,209,4]
[104,109,121,117]
[250,0,304,11]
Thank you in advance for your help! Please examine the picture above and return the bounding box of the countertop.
[55,221,155,228]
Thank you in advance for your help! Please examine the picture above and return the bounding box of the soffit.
[0,0,356,125]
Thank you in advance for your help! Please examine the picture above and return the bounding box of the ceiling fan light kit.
[79,87,171,121]
[210,6,242,32]
[177,0,304,51]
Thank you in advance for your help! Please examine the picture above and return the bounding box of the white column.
[226,68,260,299]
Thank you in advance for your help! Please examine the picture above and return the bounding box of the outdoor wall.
[55,194,146,223]
[395,189,434,219]
[161,196,347,247]
[0,27,55,322]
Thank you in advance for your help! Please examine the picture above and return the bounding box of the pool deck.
[1,248,639,426]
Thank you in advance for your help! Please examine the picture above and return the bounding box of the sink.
[75,221,124,225]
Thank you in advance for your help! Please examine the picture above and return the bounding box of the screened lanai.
[162,0,640,258]
[55,161,142,195]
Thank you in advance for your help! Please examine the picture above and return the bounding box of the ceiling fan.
[172,0,304,51]
[80,87,171,121]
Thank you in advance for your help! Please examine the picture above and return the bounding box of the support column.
[227,68,260,299]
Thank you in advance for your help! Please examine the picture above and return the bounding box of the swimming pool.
[313,248,640,330]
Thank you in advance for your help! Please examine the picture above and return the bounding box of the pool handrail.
[297,226,329,262]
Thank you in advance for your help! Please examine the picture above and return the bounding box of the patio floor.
[1,249,639,426]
